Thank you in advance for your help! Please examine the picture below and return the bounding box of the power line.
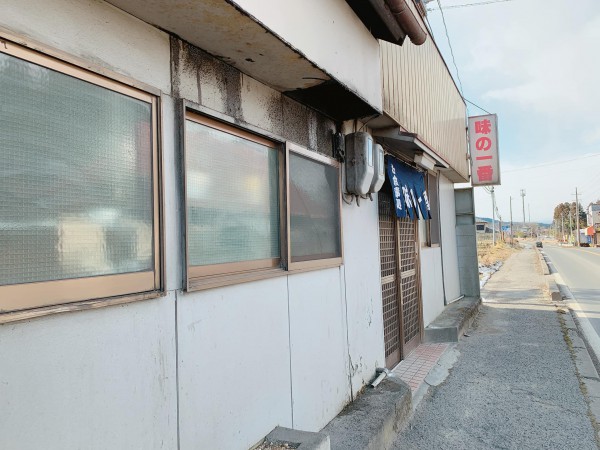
[580,172,600,201]
[432,2,494,116]
[428,0,516,11]
[464,98,492,114]
[436,0,465,97]
[503,153,600,173]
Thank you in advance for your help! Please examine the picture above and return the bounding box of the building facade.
[0,1,477,449]
[587,203,600,245]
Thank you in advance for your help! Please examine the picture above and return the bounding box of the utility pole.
[569,208,573,244]
[491,187,496,246]
[528,203,531,237]
[510,196,514,245]
[575,187,580,247]
[520,189,526,236]
[561,213,565,245]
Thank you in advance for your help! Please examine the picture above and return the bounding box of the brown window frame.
[183,112,285,289]
[183,112,343,291]
[0,39,162,315]
[425,172,440,247]
[286,142,343,272]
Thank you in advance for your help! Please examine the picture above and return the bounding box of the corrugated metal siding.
[381,17,469,181]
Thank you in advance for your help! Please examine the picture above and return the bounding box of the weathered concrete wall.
[439,174,461,303]
[0,295,178,450]
[171,38,336,157]
[177,278,293,450]
[341,197,386,394]
[0,2,177,449]
[0,2,386,449]
[172,35,380,447]
[288,268,350,431]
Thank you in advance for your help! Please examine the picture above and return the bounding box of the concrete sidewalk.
[392,248,598,449]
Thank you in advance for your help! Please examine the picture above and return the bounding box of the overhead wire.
[435,0,465,97]
[428,1,502,116]
[580,173,600,204]
[428,0,590,224]
[431,2,495,117]
[502,153,600,173]
[428,0,516,11]
[464,98,492,115]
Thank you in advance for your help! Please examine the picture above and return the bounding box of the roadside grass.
[478,240,520,267]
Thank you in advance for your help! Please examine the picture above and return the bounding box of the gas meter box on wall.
[345,132,375,196]
[369,143,385,193]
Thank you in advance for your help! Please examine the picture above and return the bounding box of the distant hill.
[476,217,551,227]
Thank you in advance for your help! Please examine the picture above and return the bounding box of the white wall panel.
[287,268,351,431]
[341,198,385,395]
[177,278,292,450]
[439,175,461,302]
[420,247,444,327]
[0,296,177,450]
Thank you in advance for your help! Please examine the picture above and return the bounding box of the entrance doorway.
[378,190,423,368]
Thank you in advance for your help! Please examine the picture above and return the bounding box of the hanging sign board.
[469,114,500,186]
[386,157,431,220]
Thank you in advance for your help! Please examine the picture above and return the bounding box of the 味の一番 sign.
[468,114,500,186]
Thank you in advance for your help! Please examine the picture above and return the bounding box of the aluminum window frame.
[183,111,287,290]
[425,172,440,247]
[182,111,344,291]
[0,38,163,315]
[286,142,343,271]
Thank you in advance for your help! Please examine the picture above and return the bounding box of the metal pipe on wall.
[385,0,428,45]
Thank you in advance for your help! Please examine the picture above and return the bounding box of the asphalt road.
[543,244,600,336]
[392,248,597,449]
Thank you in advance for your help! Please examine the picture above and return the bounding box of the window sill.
[186,259,344,292]
[0,290,164,325]
[187,268,287,292]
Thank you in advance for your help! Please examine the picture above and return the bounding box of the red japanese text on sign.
[468,114,500,186]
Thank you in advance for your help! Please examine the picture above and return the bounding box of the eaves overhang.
[106,0,379,121]
[373,127,470,183]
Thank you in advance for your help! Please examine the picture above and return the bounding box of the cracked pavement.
[392,248,598,450]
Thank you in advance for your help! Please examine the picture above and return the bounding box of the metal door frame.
[379,190,403,368]
[379,191,424,368]
[397,216,423,358]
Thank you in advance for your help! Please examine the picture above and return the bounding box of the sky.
[425,0,600,224]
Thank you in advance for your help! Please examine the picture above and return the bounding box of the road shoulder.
[540,249,600,444]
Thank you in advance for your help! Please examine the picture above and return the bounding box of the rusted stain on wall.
[171,36,336,156]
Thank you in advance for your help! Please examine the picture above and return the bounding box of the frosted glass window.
[185,120,280,266]
[0,51,154,286]
[289,153,341,262]
[428,173,440,245]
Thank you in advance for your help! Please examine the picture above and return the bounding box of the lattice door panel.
[397,217,421,354]
[378,191,401,368]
